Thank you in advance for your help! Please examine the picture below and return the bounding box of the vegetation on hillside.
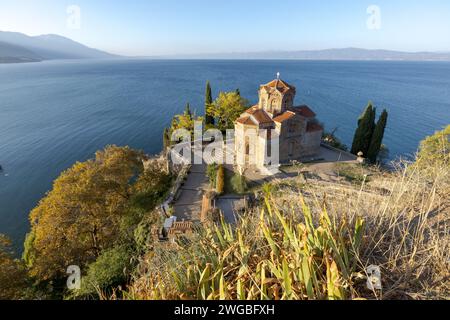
[204,81,215,127]
[126,127,449,300]
[1,145,173,299]
[208,91,248,132]
[367,110,388,163]
[0,235,32,299]
[163,82,247,148]
[0,90,447,300]
[351,102,389,163]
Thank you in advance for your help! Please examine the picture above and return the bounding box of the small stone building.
[235,76,323,175]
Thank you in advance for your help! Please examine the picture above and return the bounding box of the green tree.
[207,163,218,188]
[205,81,214,126]
[367,109,388,163]
[170,103,204,136]
[351,102,376,156]
[130,161,172,210]
[230,173,248,194]
[76,245,132,298]
[209,91,248,132]
[184,102,192,119]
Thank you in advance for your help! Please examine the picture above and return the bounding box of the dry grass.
[124,159,449,300]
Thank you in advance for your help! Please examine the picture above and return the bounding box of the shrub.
[75,245,133,298]
[134,212,160,253]
[126,150,449,300]
[413,125,449,179]
[216,165,225,194]
[207,163,218,188]
[230,173,248,194]
[126,193,364,300]
[335,163,368,184]
[323,130,348,151]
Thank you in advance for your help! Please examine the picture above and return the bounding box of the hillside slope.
[0,41,42,63]
[0,31,117,62]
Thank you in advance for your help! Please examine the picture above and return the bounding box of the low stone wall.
[320,143,358,162]
[161,164,191,217]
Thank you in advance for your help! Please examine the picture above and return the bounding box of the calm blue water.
[1,59,449,251]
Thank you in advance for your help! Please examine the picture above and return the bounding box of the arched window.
[245,136,250,155]
[270,99,278,111]
[267,130,272,158]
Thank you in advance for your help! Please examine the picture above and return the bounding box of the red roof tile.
[243,105,274,125]
[236,116,258,126]
[273,111,296,123]
[262,79,296,94]
[245,105,259,113]
[251,109,274,124]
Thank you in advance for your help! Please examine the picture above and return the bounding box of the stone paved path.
[173,163,208,221]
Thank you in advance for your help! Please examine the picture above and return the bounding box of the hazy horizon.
[1,0,449,56]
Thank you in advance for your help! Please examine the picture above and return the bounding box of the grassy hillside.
[125,127,449,300]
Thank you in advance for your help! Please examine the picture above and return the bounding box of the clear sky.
[1,0,449,56]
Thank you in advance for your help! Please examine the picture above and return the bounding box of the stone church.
[234,75,323,175]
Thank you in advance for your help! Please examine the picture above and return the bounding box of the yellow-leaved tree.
[209,91,248,132]
[0,234,29,299]
[23,145,145,281]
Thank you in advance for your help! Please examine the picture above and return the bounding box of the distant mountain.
[0,31,117,63]
[158,48,450,61]
[0,41,42,63]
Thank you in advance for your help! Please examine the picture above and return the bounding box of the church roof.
[250,110,273,125]
[261,78,296,94]
[236,116,258,126]
[241,105,274,125]
[291,105,316,118]
[245,105,259,113]
[273,111,296,123]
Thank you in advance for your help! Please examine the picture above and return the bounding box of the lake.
[1,59,449,251]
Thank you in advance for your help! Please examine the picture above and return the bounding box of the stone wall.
[302,130,323,157]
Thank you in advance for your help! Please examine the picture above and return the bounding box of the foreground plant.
[127,188,366,300]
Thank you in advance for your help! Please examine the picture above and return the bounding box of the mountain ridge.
[0,31,117,63]
[153,47,450,61]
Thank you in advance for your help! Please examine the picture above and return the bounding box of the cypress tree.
[235,88,241,96]
[367,109,388,163]
[205,81,214,125]
[351,102,376,156]
[184,103,193,119]
[216,165,225,195]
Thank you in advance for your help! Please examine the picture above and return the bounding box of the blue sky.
[1,0,449,55]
